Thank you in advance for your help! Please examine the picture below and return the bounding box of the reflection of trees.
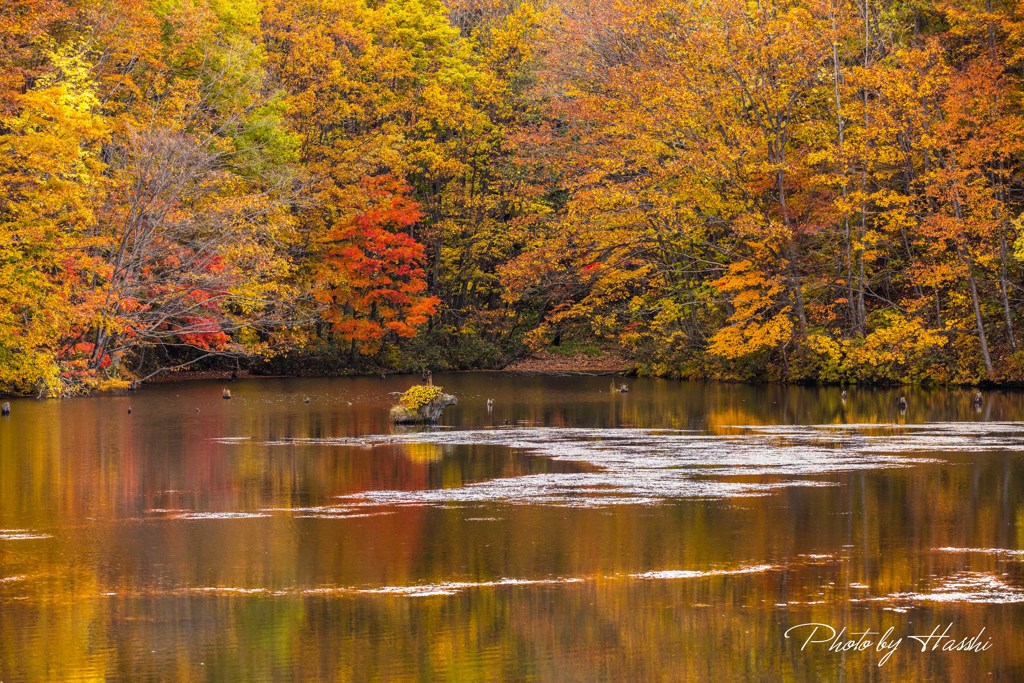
[448,376,1024,433]
[1,377,1024,679]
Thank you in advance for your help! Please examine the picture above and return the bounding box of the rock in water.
[390,393,457,424]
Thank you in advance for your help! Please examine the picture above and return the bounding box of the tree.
[0,45,108,394]
[313,176,438,354]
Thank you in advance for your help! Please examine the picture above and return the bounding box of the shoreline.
[139,349,633,385]
[19,358,1024,395]
[497,349,632,375]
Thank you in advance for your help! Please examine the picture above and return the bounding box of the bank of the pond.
[499,349,631,374]
[23,346,1024,397]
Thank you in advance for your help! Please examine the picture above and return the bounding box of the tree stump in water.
[390,385,456,424]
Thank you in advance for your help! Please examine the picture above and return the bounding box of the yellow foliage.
[708,312,794,360]
[399,384,444,410]
[707,258,794,360]
[91,378,131,394]
[810,313,948,384]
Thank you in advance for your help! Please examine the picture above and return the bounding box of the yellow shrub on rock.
[399,385,444,411]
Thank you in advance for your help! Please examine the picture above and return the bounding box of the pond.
[0,373,1023,680]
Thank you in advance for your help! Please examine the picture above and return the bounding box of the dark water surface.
[1,374,1023,681]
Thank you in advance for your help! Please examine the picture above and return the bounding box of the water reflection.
[0,375,1022,680]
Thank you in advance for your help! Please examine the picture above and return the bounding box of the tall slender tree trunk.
[830,6,860,335]
[776,164,807,334]
[966,260,995,378]
[999,230,1016,351]
[855,0,870,333]
[985,0,1015,352]
[950,178,994,378]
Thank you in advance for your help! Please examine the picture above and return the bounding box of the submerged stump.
[390,385,457,425]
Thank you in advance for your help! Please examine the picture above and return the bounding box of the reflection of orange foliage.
[3,379,1024,678]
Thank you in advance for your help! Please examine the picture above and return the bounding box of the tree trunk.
[855,0,870,333]
[999,232,1016,351]
[830,20,860,335]
[776,166,807,334]
[966,261,994,379]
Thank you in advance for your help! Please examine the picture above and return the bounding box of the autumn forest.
[3,0,1024,395]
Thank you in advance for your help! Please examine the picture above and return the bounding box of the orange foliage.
[314,177,439,352]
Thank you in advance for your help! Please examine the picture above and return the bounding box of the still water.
[0,373,1023,681]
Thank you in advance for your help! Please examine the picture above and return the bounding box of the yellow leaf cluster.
[399,384,444,410]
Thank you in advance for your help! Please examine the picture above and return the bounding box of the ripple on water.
[356,577,587,597]
[40,562,788,601]
[323,424,945,507]
[935,547,1024,558]
[162,512,271,520]
[209,422,1024,508]
[258,505,396,519]
[887,572,1024,604]
[0,530,51,541]
[631,564,777,580]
